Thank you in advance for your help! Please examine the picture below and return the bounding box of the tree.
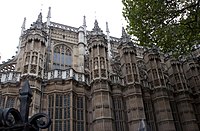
[122,0,200,56]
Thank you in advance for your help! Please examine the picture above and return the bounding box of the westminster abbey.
[0,7,200,131]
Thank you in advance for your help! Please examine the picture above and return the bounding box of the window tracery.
[53,45,72,69]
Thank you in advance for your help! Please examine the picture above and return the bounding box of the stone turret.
[118,27,145,130]
[165,56,199,131]
[77,26,85,72]
[88,20,114,131]
[144,47,176,131]
[15,12,47,115]
[183,57,200,128]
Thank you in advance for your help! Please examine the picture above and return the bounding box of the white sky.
[0,0,126,63]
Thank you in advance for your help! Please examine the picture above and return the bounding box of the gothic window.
[53,45,72,69]
[144,101,156,131]
[77,97,84,131]
[170,101,182,131]
[94,57,98,69]
[25,52,30,64]
[100,57,105,69]
[38,67,42,77]
[48,93,71,131]
[126,63,131,74]
[6,97,15,108]
[30,65,37,74]
[23,65,28,73]
[39,54,43,67]
[113,98,125,131]
[94,69,99,78]
[158,69,163,79]
[132,63,137,74]
[101,69,106,77]
[31,52,38,64]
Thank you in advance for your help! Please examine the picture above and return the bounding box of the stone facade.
[0,9,200,131]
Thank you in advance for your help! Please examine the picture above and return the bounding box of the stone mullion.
[51,44,54,69]
[91,47,94,81]
[36,53,40,75]
[104,47,108,78]
[31,90,36,115]
[101,91,104,129]
[70,92,73,131]
[149,60,155,87]
[83,96,86,131]
[28,52,33,73]
[154,58,161,86]
[52,93,56,131]
[180,65,188,86]
[64,46,66,68]
[31,39,34,50]
[129,52,134,82]
[4,95,8,108]
[97,45,101,78]
[59,48,61,69]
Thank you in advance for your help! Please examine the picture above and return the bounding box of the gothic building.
[0,8,200,131]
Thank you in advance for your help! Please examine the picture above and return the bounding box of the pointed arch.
[52,45,72,69]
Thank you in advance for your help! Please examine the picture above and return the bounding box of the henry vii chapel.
[0,7,200,131]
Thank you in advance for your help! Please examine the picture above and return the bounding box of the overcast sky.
[0,0,126,63]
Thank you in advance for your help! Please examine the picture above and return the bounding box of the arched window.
[53,45,72,69]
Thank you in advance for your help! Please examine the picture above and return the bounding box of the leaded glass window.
[53,45,72,69]
[48,93,71,131]
[113,98,125,131]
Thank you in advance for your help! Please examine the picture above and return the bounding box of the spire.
[83,15,86,27]
[21,17,26,36]
[83,15,87,37]
[106,22,112,59]
[106,22,110,33]
[47,7,51,27]
[31,12,44,29]
[37,12,43,23]
[122,27,128,38]
[91,19,103,35]
[121,27,130,43]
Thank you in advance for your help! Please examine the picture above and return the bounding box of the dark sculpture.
[0,80,51,131]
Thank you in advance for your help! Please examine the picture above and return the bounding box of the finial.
[35,12,43,24]
[21,17,26,36]
[31,12,43,29]
[106,22,110,33]
[47,7,51,27]
[83,15,86,27]
[91,19,103,35]
[121,27,130,42]
[122,27,127,38]
[47,7,51,18]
